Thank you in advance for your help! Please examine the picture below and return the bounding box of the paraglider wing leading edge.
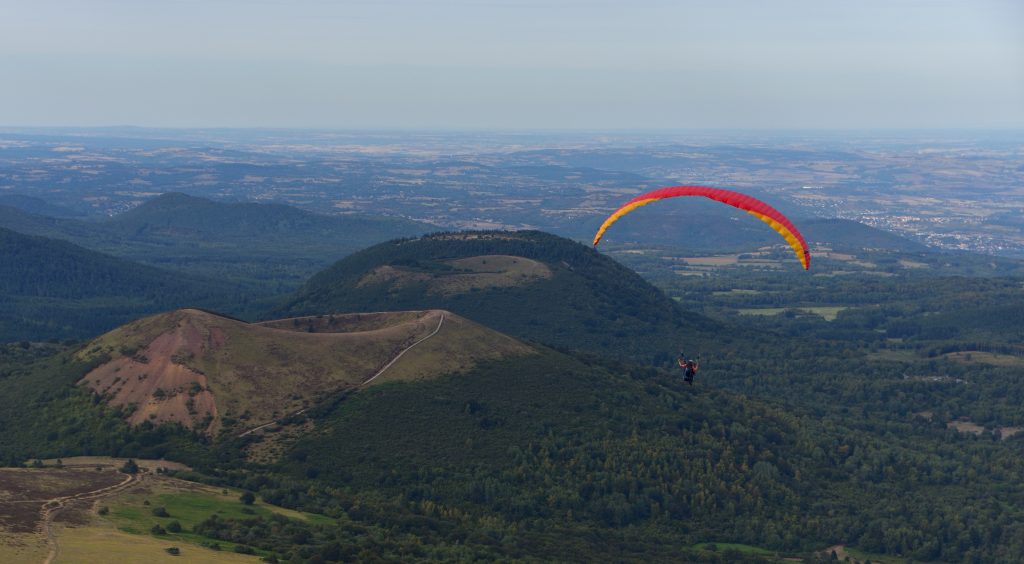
[592,185,811,270]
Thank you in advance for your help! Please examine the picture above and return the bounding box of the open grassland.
[0,531,46,564]
[711,288,763,296]
[692,541,786,557]
[948,420,986,435]
[840,544,908,563]
[61,473,334,562]
[737,306,847,321]
[824,252,878,269]
[104,477,334,533]
[868,349,919,362]
[0,467,125,534]
[75,308,531,436]
[357,254,552,296]
[365,313,535,386]
[40,457,191,473]
[683,255,740,266]
[898,259,930,269]
[256,310,426,333]
[672,252,792,270]
[444,254,552,287]
[946,420,1022,439]
[56,525,258,563]
[943,351,1024,367]
[0,461,153,563]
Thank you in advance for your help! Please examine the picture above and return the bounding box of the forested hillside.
[277,230,720,364]
[0,192,432,291]
[5,225,1024,562]
[0,228,243,341]
[6,339,1023,562]
[0,194,84,218]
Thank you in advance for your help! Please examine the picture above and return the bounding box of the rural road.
[40,468,138,564]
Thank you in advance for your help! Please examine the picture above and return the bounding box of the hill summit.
[77,308,532,435]
[0,227,235,341]
[110,192,430,244]
[277,230,718,364]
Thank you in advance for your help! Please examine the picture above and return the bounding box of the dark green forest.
[0,227,252,341]
[4,229,1024,562]
[0,192,430,292]
[0,192,433,341]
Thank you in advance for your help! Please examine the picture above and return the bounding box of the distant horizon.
[3,125,1022,134]
[3,0,1021,129]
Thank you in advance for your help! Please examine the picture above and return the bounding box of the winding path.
[40,469,138,564]
[238,408,307,438]
[236,312,446,438]
[361,312,445,387]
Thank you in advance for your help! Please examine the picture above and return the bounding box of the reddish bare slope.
[77,308,533,436]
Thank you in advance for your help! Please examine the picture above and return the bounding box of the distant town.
[1,129,1022,256]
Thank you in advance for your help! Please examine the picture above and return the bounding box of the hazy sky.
[1,0,1022,129]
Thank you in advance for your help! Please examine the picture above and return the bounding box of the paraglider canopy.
[593,185,811,270]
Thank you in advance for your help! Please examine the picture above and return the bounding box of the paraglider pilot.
[678,352,699,385]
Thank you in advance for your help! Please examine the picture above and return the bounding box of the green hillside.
[0,193,84,218]
[4,304,1024,561]
[4,229,1024,561]
[0,193,432,291]
[0,228,242,341]
[107,192,429,252]
[75,308,532,436]
[218,348,1024,562]
[277,230,720,364]
[801,218,928,252]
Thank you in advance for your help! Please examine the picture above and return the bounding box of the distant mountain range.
[0,192,432,290]
[801,218,929,252]
[0,227,239,341]
[0,194,84,218]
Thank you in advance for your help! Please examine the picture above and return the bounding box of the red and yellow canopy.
[593,185,811,270]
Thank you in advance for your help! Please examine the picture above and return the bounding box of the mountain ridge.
[0,192,433,291]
